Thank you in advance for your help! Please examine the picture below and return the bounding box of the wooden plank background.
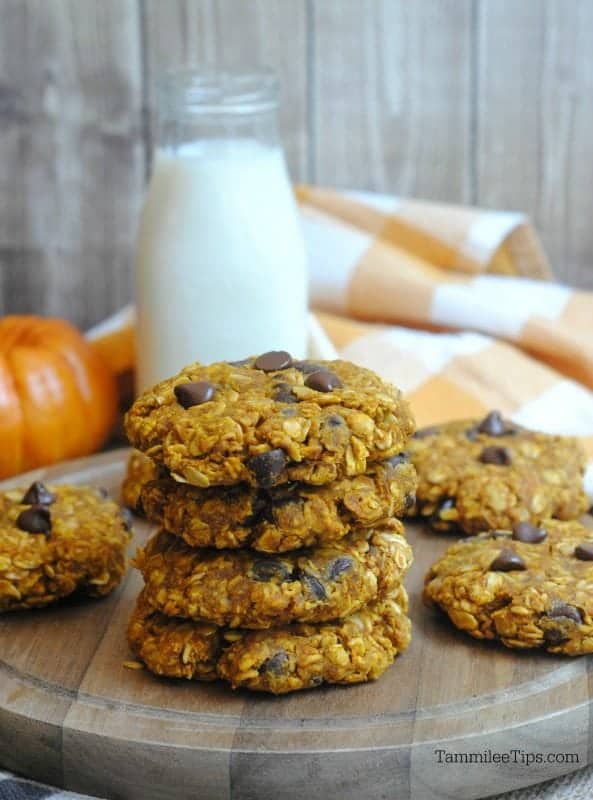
[1,0,592,329]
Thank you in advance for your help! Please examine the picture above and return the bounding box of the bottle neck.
[155,68,280,153]
[157,108,280,152]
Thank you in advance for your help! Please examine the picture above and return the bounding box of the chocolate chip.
[327,556,354,580]
[512,521,547,544]
[261,650,289,675]
[254,351,292,372]
[404,492,416,509]
[543,628,568,645]
[574,543,593,561]
[547,603,583,624]
[479,446,512,465]
[174,381,215,408]
[298,571,327,600]
[325,414,345,428]
[437,498,455,512]
[273,388,296,403]
[386,452,410,467]
[477,410,507,436]
[98,487,109,499]
[21,482,56,506]
[16,505,51,535]
[272,382,297,403]
[489,548,527,572]
[543,602,583,644]
[429,497,457,531]
[305,370,342,393]
[292,361,324,374]
[413,425,440,439]
[247,449,287,488]
[251,560,291,582]
[241,494,269,527]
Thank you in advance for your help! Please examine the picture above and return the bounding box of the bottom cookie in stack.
[128,585,410,694]
[128,525,413,693]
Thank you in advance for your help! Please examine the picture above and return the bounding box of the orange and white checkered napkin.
[298,187,593,495]
[87,187,593,496]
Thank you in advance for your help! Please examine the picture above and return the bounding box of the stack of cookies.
[123,352,417,694]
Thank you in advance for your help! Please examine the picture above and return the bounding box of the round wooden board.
[1,449,592,800]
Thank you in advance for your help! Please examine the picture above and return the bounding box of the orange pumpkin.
[0,315,118,478]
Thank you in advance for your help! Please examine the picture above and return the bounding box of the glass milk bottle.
[134,68,308,390]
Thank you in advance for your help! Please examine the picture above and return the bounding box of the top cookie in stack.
[125,352,415,492]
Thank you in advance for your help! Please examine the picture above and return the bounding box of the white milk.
[134,140,308,390]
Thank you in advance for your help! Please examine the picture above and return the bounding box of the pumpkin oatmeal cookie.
[128,585,410,694]
[124,354,415,488]
[128,589,221,682]
[139,454,416,552]
[409,412,588,534]
[424,519,593,654]
[121,449,161,513]
[135,525,412,629]
[0,481,131,612]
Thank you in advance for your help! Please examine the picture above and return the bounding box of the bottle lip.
[158,66,279,115]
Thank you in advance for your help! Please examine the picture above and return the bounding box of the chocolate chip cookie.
[139,454,416,553]
[128,586,410,694]
[124,355,415,489]
[423,519,593,654]
[135,525,412,629]
[121,449,161,513]
[128,589,221,682]
[409,413,588,534]
[0,482,131,612]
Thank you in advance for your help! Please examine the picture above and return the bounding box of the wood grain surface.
[310,0,473,200]
[475,0,593,289]
[1,0,593,330]
[0,0,145,327]
[0,449,592,800]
